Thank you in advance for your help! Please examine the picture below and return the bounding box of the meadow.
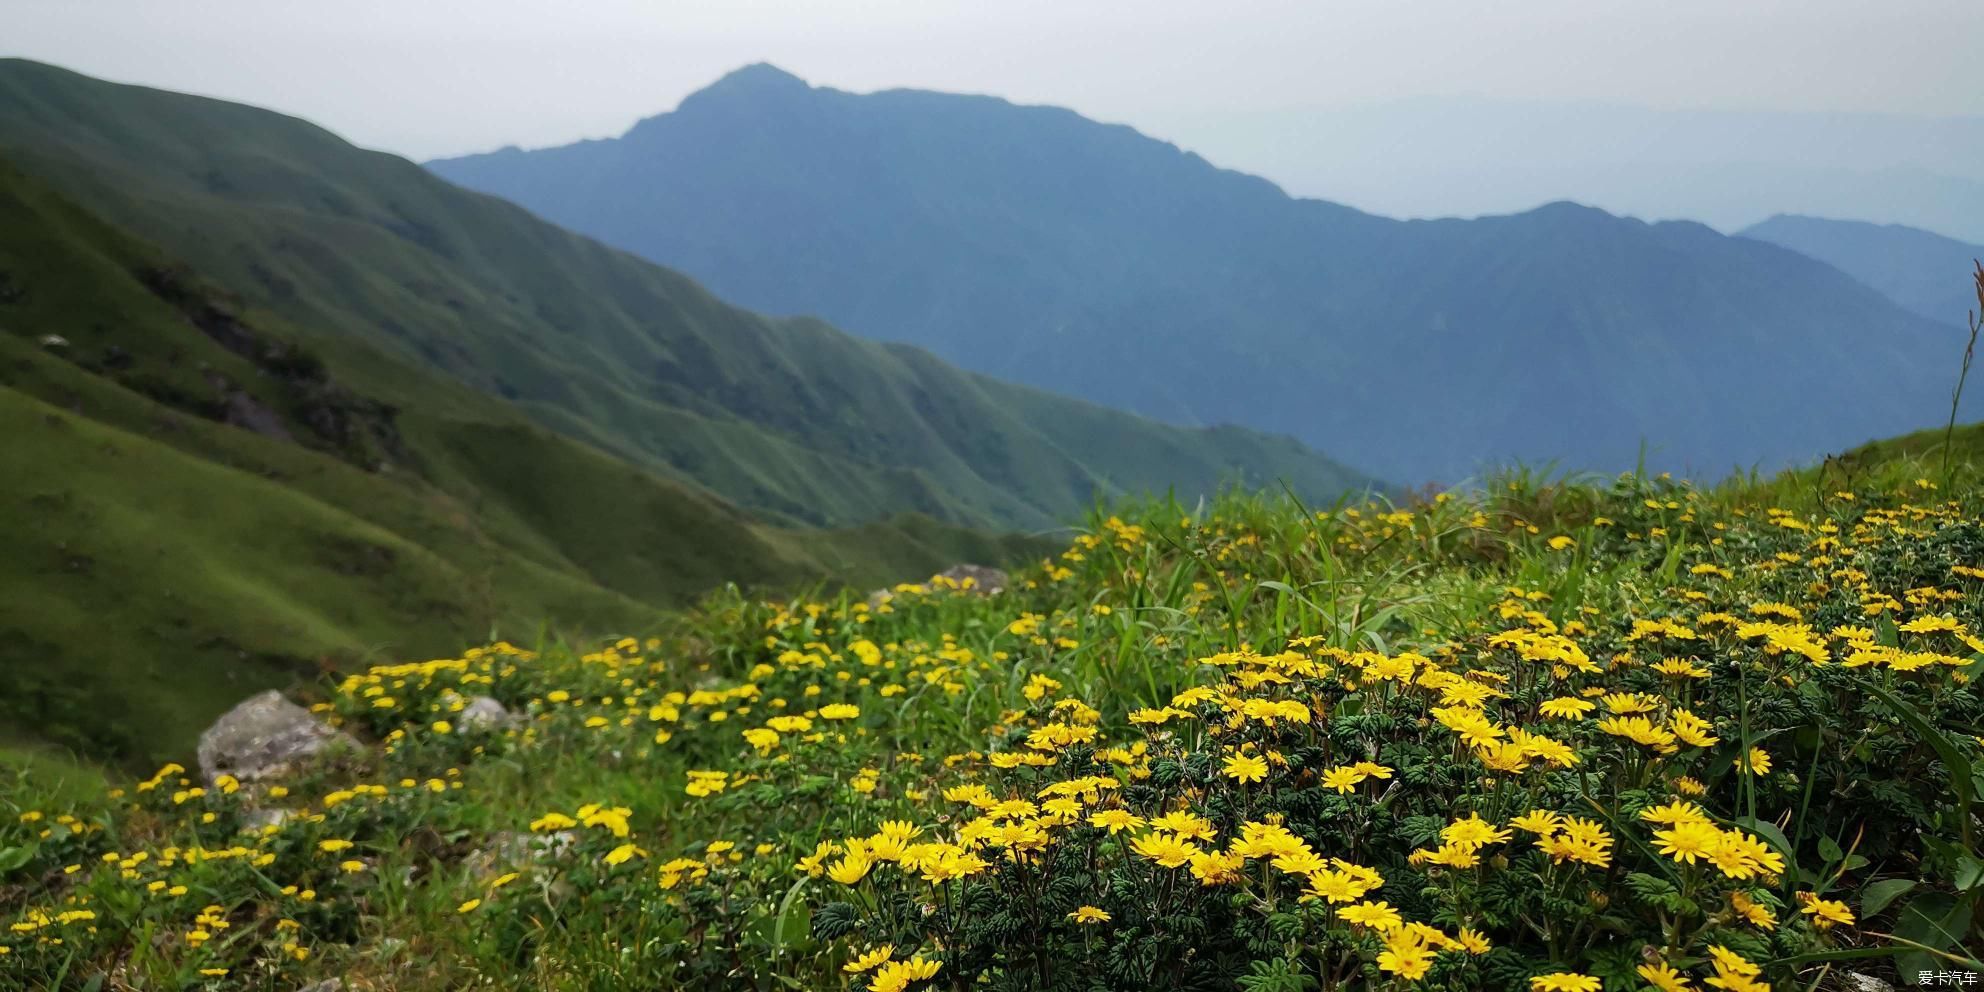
[4,438,1983,990]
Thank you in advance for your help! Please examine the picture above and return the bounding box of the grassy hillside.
[4,451,1980,989]
[0,58,1374,531]
[0,157,1052,769]
[431,64,1976,485]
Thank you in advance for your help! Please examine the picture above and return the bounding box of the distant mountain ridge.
[430,64,1975,485]
[1739,214,1983,326]
[1140,97,1984,243]
[0,58,1373,535]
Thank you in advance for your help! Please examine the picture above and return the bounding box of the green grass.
[1712,420,1984,508]
[4,451,1981,990]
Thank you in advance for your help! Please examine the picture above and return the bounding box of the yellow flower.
[1129,832,1201,869]
[1148,810,1216,841]
[844,945,894,973]
[530,812,578,832]
[1730,891,1777,930]
[1377,935,1436,979]
[1639,801,1710,827]
[317,839,354,854]
[1797,892,1855,929]
[1221,751,1269,783]
[868,954,941,992]
[1737,747,1772,775]
[456,899,481,913]
[1530,973,1601,992]
[1090,809,1145,833]
[828,852,874,885]
[819,704,861,720]
[604,843,645,866]
[1440,813,1511,851]
[339,860,366,873]
[1706,945,1768,990]
[1068,906,1111,924]
[1509,810,1563,835]
[1653,658,1710,679]
[1653,822,1721,864]
[1319,765,1365,793]
[1338,900,1403,932]
[1636,962,1694,992]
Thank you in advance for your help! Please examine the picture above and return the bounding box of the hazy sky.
[11,0,1982,163]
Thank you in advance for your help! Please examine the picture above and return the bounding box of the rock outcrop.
[934,563,1008,595]
[196,690,358,785]
[458,695,512,731]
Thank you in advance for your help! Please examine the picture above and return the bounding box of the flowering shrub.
[2,468,1981,990]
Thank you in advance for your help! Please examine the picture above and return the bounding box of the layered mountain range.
[433,64,1977,484]
[1740,214,1983,327]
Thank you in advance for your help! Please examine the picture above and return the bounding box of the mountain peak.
[682,63,810,105]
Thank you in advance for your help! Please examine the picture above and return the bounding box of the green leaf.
[1875,615,1900,647]
[0,846,32,873]
[1854,678,1975,833]
[1859,879,1915,919]
[771,876,811,953]
[1962,652,1984,683]
[1894,892,1975,982]
[1817,835,1844,863]
[1956,856,1984,892]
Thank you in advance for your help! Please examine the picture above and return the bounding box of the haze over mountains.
[1740,215,1984,327]
[431,63,1975,486]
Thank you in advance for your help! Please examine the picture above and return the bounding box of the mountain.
[0,153,1054,767]
[0,58,1373,536]
[430,64,1978,485]
[1740,214,1983,326]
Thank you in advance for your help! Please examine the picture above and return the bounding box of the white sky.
[9,0,1982,162]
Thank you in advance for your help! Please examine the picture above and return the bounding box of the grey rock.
[1840,974,1895,992]
[296,981,343,992]
[472,830,576,869]
[197,690,358,785]
[935,563,1008,595]
[458,695,512,730]
[240,807,296,832]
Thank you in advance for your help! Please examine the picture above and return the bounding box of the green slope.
[0,157,1050,768]
[0,58,1375,531]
